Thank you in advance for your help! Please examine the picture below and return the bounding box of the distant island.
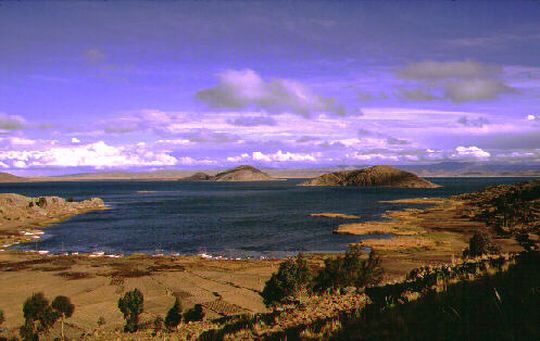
[299,165,440,188]
[180,165,276,182]
[0,172,27,183]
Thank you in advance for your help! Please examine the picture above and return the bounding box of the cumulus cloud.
[398,88,438,101]
[227,150,316,163]
[452,146,491,160]
[103,109,172,134]
[228,115,276,127]
[396,60,515,103]
[0,141,178,169]
[444,79,514,102]
[386,137,409,145]
[457,116,490,128]
[398,60,498,80]
[0,113,25,131]
[196,69,346,117]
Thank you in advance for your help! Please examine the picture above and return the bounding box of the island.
[180,165,276,182]
[299,165,440,188]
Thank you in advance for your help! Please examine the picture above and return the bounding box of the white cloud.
[71,137,81,144]
[196,69,345,117]
[527,114,537,121]
[0,141,178,169]
[452,146,491,160]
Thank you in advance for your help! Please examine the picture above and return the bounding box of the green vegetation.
[51,296,74,341]
[164,297,183,330]
[334,252,540,340]
[461,180,540,250]
[261,252,313,306]
[314,246,383,292]
[261,247,383,306]
[117,289,144,333]
[463,230,501,257]
[184,304,205,322]
[0,309,4,330]
[152,316,164,336]
[20,292,59,341]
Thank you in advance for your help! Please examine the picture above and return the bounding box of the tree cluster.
[261,246,384,306]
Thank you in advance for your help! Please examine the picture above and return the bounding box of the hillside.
[0,172,26,183]
[180,165,275,182]
[299,165,440,188]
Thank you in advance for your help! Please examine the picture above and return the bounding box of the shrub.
[51,296,74,341]
[314,246,383,292]
[0,308,4,327]
[96,316,106,328]
[184,304,205,322]
[463,230,501,258]
[152,316,164,336]
[261,252,313,306]
[117,289,144,333]
[20,292,59,341]
[165,297,183,330]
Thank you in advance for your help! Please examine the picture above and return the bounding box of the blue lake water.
[0,177,534,257]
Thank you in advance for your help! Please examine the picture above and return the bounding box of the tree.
[165,297,183,330]
[184,304,205,322]
[117,289,144,333]
[314,245,384,292]
[261,252,313,306]
[51,296,75,341]
[20,292,59,341]
[463,230,501,258]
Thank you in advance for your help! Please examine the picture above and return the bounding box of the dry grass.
[309,213,360,219]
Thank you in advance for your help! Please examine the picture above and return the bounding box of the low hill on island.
[299,165,440,188]
[0,172,27,183]
[180,165,275,182]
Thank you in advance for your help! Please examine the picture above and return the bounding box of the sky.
[1,1,540,175]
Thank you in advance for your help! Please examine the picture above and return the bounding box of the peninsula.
[180,165,276,182]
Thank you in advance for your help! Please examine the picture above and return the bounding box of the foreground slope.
[300,165,440,188]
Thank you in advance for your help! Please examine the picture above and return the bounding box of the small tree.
[96,316,106,328]
[117,289,144,333]
[51,296,75,341]
[463,230,501,257]
[261,252,313,306]
[184,304,205,323]
[20,292,59,341]
[165,297,183,331]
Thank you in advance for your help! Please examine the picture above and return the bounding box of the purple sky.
[1,1,540,175]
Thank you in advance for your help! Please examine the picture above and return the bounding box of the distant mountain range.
[0,162,539,183]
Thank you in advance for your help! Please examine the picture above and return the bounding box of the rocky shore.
[0,194,106,248]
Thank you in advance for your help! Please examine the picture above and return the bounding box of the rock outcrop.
[0,194,106,246]
[299,166,440,188]
[180,165,275,182]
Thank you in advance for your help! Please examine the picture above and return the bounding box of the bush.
[52,296,74,341]
[463,230,501,258]
[152,316,164,336]
[314,246,383,292]
[184,304,205,322]
[165,297,183,330]
[261,252,313,306]
[117,289,144,333]
[0,308,4,327]
[96,316,106,327]
[20,292,59,341]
